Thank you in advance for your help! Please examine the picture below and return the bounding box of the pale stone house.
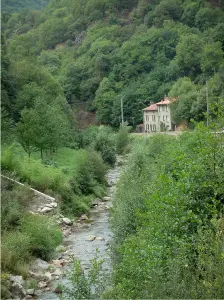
[143,96,174,133]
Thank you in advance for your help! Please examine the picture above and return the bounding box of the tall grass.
[1,144,108,216]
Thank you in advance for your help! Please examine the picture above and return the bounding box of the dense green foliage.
[1,178,34,232]
[1,1,224,297]
[1,179,62,276]
[2,0,224,129]
[61,253,106,299]
[110,124,224,298]
[1,144,109,215]
[2,0,50,13]
[115,123,131,154]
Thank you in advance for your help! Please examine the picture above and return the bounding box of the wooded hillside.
[2,0,224,128]
[2,0,50,13]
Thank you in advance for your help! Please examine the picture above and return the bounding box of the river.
[39,157,124,299]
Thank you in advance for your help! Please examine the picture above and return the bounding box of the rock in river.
[87,235,96,241]
[62,217,73,225]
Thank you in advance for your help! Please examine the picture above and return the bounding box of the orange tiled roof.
[156,99,171,105]
[143,103,158,111]
[143,96,176,110]
[157,96,176,105]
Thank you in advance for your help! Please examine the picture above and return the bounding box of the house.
[143,96,175,133]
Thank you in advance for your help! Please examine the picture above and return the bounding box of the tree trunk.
[41,148,43,161]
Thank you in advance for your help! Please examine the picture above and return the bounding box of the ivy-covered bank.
[109,124,224,299]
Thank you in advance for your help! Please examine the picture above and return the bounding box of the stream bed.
[39,158,124,299]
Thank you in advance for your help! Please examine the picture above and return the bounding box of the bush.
[62,194,93,216]
[1,179,35,232]
[72,149,107,195]
[21,214,62,260]
[93,127,116,166]
[1,272,11,299]
[110,125,224,298]
[61,253,106,299]
[77,126,99,148]
[1,144,20,172]
[87,150,107,184]
[18,159,68,193]
[115,124,130,155]
[1,231,31,276]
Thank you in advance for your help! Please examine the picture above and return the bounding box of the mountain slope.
[2,0,224,127]
[2,0,49,13]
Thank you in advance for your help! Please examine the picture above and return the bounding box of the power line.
[206,80,209,127]
[121,96,124,125]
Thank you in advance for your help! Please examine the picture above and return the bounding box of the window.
[146,124,149,132]
[162,106,165,111]
[166,116,168,122]
[163,116,165,121]
[166,105,168,112]
[152,115,156,121]
[153,124,156,131]
[150,124,152,132]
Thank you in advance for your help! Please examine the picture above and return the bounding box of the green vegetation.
[1,179,62,277]
[110,123,224,298]
[2,0,224,130]
[1,0,224,298]
[61,253,106,300]
[21,214,62,260]
[2,0,50,13]
[1,179,62,276]
[115,123,131,155]
[1,144,109,215]
[2,217,62,276]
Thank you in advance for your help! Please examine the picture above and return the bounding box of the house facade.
[143,96,174,133]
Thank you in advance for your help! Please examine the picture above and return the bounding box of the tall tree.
[16,97,69,159]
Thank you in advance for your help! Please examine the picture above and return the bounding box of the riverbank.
[37,156,125,299]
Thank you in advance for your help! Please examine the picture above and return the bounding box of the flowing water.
[39,158,124,299]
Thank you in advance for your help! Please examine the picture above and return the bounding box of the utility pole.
[121,96,124,126]
[206,80,209,127]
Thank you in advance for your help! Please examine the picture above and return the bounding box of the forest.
[2,0,50,14]
[2,0,224,132]
[1,0,224,299]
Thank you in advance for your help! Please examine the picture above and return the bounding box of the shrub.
[1,179,35,232]
[1,144,20,172]
[72,150,107,195]
[115,124,130,155]
[88,150,107,183]
[61,253,106,299]
[110,125,224,298]
[1,273,11,299]
[21,214,62,260]
[62,195,93,216]
[74,152,96,195]
[18,159,68,193]
[77,126,99,148]
[93,126,116,166]
[1,231,31,275]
